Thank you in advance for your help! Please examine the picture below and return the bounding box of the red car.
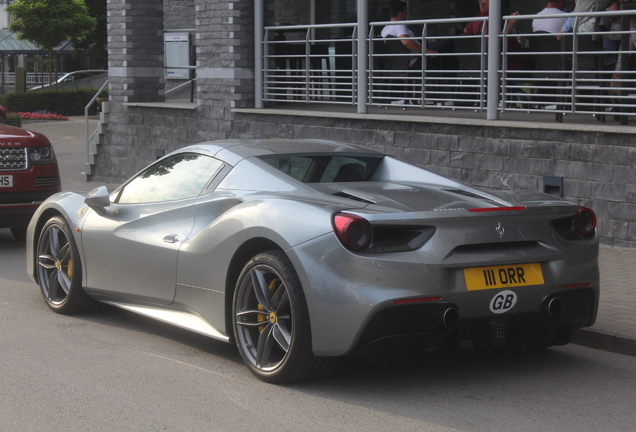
[0,112,61,240]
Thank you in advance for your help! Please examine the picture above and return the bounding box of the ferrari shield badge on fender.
[77,207,88,219]
[490,290,517,314]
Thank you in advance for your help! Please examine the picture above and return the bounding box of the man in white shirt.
[532,0,568,33]
[381,0,422,53]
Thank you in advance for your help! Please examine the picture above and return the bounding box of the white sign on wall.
[164,33,190,79]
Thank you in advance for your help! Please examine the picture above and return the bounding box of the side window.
[116,153,223,204]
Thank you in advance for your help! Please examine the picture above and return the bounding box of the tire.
[232,250,337,383]
[10,226,27,241]
[36,216,96,314]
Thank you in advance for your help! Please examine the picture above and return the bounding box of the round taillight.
[333,213,372,252]
[574,206,596,237]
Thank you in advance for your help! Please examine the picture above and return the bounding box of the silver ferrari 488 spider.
[26,139,599,383]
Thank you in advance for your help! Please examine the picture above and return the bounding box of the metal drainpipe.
[487,0,501,120]
[357,0,368,114]
[255,0,264,109]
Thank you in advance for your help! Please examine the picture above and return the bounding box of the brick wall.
[107,0,165,104]
[165,0,195,30]
[194,0,255,144]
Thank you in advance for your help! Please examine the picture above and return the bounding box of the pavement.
[19,117,636,358]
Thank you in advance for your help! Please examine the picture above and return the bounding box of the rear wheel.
[233,251,337,383]
[36,216,96,314]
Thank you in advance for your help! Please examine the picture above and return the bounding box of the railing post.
[357,0,368,114]
[572,17,579,112]
[368,26,374,106]
[487,0,501,120]
[501,19,509,114]
[255,0,264,109]
[421,23,427,107]
[306,28,311,103]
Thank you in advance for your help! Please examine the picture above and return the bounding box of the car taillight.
[333,213,372,252]
[574,206,596,237]
[551,206,596,239]
[333,213,436,253]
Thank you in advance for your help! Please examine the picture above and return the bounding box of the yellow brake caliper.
[257,278,280,333]
[67,257,73,279]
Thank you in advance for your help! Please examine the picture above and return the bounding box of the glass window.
[261,154,381,183]
[116,153,223,204]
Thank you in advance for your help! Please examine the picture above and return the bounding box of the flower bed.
[11,110,69,121]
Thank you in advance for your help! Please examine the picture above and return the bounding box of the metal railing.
[3,72,55,85]
[263,23,358,105]
[501,10,636,123]
[260,9,636,122]
[85,80,109,165]
[368,16,489,110]
[164,73,196,102]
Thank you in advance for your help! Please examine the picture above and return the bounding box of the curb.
[572,328,636,357]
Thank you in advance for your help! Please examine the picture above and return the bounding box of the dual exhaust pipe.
[543,297,563,318]
[438,306,460,330]
[436,297,562,330]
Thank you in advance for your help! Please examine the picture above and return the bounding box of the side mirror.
[84,186,111,209]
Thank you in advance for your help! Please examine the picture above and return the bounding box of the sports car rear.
[290,199,598,357]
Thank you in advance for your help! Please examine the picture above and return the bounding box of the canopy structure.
[0,28,75,55]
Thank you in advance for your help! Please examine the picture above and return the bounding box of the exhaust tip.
[543,297,563,318]
[439,307,460,329]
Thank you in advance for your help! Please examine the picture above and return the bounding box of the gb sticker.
[490,290,517,314]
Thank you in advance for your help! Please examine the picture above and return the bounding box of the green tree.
[71,0,107,69]
[6,0,97,82]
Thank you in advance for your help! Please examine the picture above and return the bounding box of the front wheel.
[233,251,337,383]
[36,216,96,314]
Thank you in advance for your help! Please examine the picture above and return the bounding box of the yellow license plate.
[463,263,544,291]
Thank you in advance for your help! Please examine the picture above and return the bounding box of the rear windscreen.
[260,154,382,183]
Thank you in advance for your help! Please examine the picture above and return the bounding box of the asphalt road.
[1,233,636,432]
[2,120,636,431]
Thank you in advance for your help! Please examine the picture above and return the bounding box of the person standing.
[533,0,568,33]
[463,0,524,70]
[572,0,614,32]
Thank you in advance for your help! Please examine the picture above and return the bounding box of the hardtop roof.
[179,139,384,162]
